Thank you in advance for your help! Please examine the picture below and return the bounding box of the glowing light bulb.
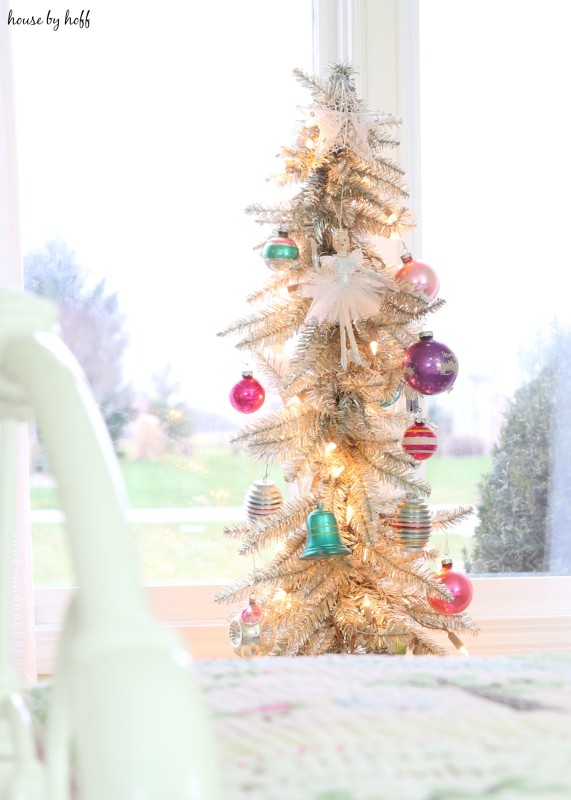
[305,138,315,149]
[370,341,378,356]
[332,465,345,479]
[383,211,398,224]
[273,588,287,601]
[362,594,372,622]
[325,441,338,454]
[346,505,354,523]
[448,631,469,656]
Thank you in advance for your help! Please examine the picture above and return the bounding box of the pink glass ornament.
[428,560,474,614]
[403,331,458,395]
[395,254,440,300]
[229,371,265,413]
[241,597,263,624]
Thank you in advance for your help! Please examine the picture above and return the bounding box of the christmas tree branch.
[431,504,475,531]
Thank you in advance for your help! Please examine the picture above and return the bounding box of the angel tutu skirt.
[300,267,383,324]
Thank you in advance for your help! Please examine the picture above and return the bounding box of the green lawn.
[31,449,489,586]
[30,447,287,510]
[425,455,491,505]
[33,522,471,587]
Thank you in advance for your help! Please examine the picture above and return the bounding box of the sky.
[418,1,571,437]
[9,0,314,419]
[8,0,571,430]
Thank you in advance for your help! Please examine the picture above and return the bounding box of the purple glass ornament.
[402,331,458,395]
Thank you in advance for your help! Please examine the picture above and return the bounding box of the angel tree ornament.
[300,230,389,370]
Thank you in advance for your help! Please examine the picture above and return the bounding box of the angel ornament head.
[332,228,350,257]
[300,229,388,370]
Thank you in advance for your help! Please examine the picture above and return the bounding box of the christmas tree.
[216,63,478,657]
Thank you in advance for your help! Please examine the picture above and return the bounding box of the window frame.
[2,0,568,675]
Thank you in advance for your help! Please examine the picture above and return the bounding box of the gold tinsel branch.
[235,495,319,555]
[235,303,308,351]
[431,504,475,531]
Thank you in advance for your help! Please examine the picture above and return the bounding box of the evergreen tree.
[468,327,571,574]
[148,364,194,452]
[216,64,477,656]
[24,240,133,443]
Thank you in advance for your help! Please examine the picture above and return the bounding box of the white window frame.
[2,0,569,676]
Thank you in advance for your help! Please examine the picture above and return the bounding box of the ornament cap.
[441,558,453,568]
[404,494,424,504]
[419,331,433,340]
[241,370,253,378]
[401,252,413,263]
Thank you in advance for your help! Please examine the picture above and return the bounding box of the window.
[416,0,571,652]
[5,1,570,673]
[418,0,571,576]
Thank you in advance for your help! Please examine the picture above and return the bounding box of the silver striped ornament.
[245,479,283,522]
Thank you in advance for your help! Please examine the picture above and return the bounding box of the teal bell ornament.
[301,502,351,560]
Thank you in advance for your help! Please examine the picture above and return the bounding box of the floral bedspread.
[192,652,571,800]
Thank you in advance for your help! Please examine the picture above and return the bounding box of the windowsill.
[34,575,571,675]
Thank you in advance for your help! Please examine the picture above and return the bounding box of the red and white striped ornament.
[402,421,438,461]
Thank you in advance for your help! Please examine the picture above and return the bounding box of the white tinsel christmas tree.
[216,63,478,657]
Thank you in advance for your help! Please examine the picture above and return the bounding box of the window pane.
[419,0,571,574]
[13,1,314,586]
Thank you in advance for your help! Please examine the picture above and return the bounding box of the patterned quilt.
[31,651,571,799]
[193,652,571,800]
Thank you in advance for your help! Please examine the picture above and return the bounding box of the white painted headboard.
[0,289,219,799]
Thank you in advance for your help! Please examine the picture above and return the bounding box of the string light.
[331,465,345,479]
[325,441,338,454]
[448,631,469,656]
[370,340,378,356]
[362,594,372,623]
[273,588,287,601]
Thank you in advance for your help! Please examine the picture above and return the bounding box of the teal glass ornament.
[301,502,351,560]
[381,386,401,407]
[262,229,299,271]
